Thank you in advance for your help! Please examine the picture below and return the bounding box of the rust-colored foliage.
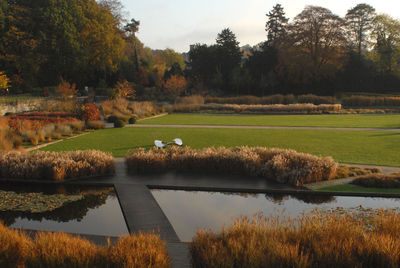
[80,103,100,121]
[164,75,187,98]
[56,80,78,99]
[113,80,135,99]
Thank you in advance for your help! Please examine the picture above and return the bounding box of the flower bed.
[126,146,337,186]
[0,150,114,181]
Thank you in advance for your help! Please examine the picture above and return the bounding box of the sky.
[121,0,400,53]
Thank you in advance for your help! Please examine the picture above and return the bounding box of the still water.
[0,184,128,237]
[151,190,400,242]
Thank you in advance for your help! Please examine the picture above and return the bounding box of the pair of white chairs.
[154,138,183,148]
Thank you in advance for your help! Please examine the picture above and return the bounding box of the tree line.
[187,3,400,96]
[0,0,185,96]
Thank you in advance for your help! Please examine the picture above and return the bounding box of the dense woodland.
[0,1,399,97]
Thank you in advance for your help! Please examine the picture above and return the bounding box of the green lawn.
[316,184,400,194]
[40,127,400,166]
[139,113,400,128]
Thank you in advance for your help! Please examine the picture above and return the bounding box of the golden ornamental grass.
[352,173,400,188]
[0,222,171,268]
[172,103,342,114]
[0,150,114,181]
[126,146,337,185]
[191,210,400,268]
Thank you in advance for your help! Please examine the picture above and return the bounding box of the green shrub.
[114,119,125,128]
[128,117,136,124]
[107,115,118,123]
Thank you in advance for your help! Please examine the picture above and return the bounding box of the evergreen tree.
[266,4,288,46]
[345,3,376,55]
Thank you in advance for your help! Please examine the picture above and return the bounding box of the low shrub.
[107,115,118,123]
[335,165,381,179]
[178,95,205,105]
[128,117,137,124]
[342,95,400,107]
[0,222,171,268]
[205,94,296,105]
[191,211,400,268]
[126,147,337,186]
[114,119,125,128]
[352,173,400,188]
[298,94,336,104]
[172,103,342,114]
[0,150,115,180]
[101,98,163,120]
[86,120,105,130]
[80,103,100,121]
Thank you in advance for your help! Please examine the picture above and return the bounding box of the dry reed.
[342,95,400,107]
[126,146,337,186]
[172,103,342,114]
[0,222,171,268]
[191,210,400,268]
[0,150,115,180]
[352,173,400,188]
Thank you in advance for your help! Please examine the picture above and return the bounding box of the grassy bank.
[39,127,400,166]
[139,113,400,128]
[315,184,400,194]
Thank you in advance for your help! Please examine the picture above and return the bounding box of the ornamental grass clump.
[0,150,114,180]
[352,173,400,188]
[190,211,400,268]
[126,147,337,186]
[0,222,171,268]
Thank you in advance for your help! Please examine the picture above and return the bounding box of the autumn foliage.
[56,80,78,99]
[113,80,135,99]
[80,103,100,121]
[0,71,10,94]
[164,75,187,98]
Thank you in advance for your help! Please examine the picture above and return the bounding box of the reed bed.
[0,150,114,180]
[342,95,400,107]
[101,98,163,122]
[172,103,342,114]
[126,147,337,186]
[205,94,296,105]
[191,210,400,268]
[297,94,336,105]
[352,173,400,188]
[0,222,171,268]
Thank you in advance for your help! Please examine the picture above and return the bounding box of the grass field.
[139,114,400,128]
[40,127,400,166]
[316,184,400,194]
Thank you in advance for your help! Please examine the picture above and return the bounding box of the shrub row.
[0,222,170,268]
[0,150,114,181]
[172,103,342,114]
[126,147,337,186]
[352,173,400,188]
[297,94,336,105]
[190,211,400,268]
[342,95,400,107]
[205,94,295,105]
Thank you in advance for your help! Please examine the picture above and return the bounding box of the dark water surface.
[151,190,400,242]
[0,184,128,237]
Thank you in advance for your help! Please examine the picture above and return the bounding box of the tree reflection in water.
[0,186,114,226]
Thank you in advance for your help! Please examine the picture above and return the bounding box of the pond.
[0,183,128,237]
[151,190,400,242]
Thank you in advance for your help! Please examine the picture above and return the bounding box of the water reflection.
[151,190,400,242]
[0,184,129,236]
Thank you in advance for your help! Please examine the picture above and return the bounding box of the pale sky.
[121,0,400,53]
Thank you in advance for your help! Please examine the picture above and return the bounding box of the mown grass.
[40,127,400,166]
[139,113,400,128]
[316,184,400,194]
